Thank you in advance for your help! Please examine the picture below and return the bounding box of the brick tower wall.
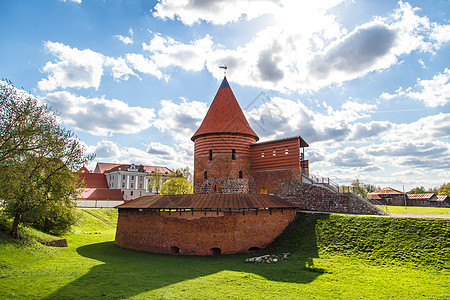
[194,134,257,194]
[115,208,297,255]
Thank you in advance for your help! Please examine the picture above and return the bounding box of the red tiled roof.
[407,193,436,200]
[93,163,122,174]
[372,187,405,195]
[79,188,124,201]
[94,162,171,175]
[116,194,297,210]
[79,173,109,188]
[191,77,259,141]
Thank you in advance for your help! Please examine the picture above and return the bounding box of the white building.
[94,163,170,201]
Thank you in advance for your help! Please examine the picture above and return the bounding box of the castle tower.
[191,77,259,194]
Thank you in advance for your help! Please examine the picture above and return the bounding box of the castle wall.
[252,168,302,194]
[194,178,254,194]
[276,179,386,215]
[115,208,296,255]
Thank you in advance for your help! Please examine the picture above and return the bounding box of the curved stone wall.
[115,208,296,255]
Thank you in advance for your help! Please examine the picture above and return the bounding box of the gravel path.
[299,210,450,219]
[388,213,450,219]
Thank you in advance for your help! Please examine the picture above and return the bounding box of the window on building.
[139,191,142,196]
[273,148,276,156]
[131,175,134,180]
[122,191,124,196]
[232,149,236,160]
[123,175,125,180]
[139,183,142,189]
[261,150,264,158]
[285,147,289,155]
[111,183,114,188]
[131,183,134,189]
[204,171,207,179]
[131,191,133,196]
[239,171,243,178]
[209,149,213,160]
[122,182,125,188]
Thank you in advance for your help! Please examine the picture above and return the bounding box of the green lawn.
[0,209,448,299]
[376,205,450,215]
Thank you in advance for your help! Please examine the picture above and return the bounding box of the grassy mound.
[297,213,448,268]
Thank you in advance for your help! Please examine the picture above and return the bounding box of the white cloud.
[125,53,167,80]
[380,68,450,107]
[44,91,155,136]
[153,0,281,25]
[104,57,137,81]
[87,140,123,159]
[61,0,81,3]
[38,42,104,90]
[246,96,385,144]
[146,2,450,93]
[142,33,213,72]
[153,98,208,141]
[114,28,134,45]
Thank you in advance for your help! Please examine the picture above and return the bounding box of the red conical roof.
[191,77,259,141]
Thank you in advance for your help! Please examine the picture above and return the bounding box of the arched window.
[204,171,208,179]
[232,149,236,160]
[239,171,243,178]
[209,149,213,160]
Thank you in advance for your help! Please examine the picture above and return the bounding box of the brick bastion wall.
[115,208,297,255]
[276,179,386,215]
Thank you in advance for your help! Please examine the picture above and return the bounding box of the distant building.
[76,163,171,207]
[368,188,450,207]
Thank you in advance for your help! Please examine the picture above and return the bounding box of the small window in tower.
[204,171,208,179]
[232,149,236,160]
[285,147,289,155]
[214,185,217,192]
[209,149,213,160]
[261,150,264,158]
[273,148,276,156]
[239,171,243,178]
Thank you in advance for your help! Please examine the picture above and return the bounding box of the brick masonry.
[115,208,297,255]
[252,168,302,194]
[276,179,386,215]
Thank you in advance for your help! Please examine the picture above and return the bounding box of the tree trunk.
[10,214,20,239]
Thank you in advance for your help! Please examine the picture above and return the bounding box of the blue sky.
[1,0,449,191]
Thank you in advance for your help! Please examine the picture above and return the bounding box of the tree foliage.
[159,167,193,195]
[160,177,193,195]
[351,179,368,199]
[438,183,450,196]
[149,172,163,194]
[0,81,89,238]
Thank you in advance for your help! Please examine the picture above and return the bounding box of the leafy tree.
[160,177,193,195]
[0,81,89,238]
[351,179,368,199]
[362,183,380,193]
[438,183,450,196]
[170,166,192,182]
[408,186,426,194]
[149,172,163,194]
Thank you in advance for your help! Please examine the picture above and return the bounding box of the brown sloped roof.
[407,193,436,200]
[435,195,450,202]
[116,194,297,210]
[191,77,259,141]
[372,187,405,195]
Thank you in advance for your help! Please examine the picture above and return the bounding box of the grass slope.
[0,210,448,299]
[376,205,450,215]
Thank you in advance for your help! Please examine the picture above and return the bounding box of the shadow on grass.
[46,213,327,299]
